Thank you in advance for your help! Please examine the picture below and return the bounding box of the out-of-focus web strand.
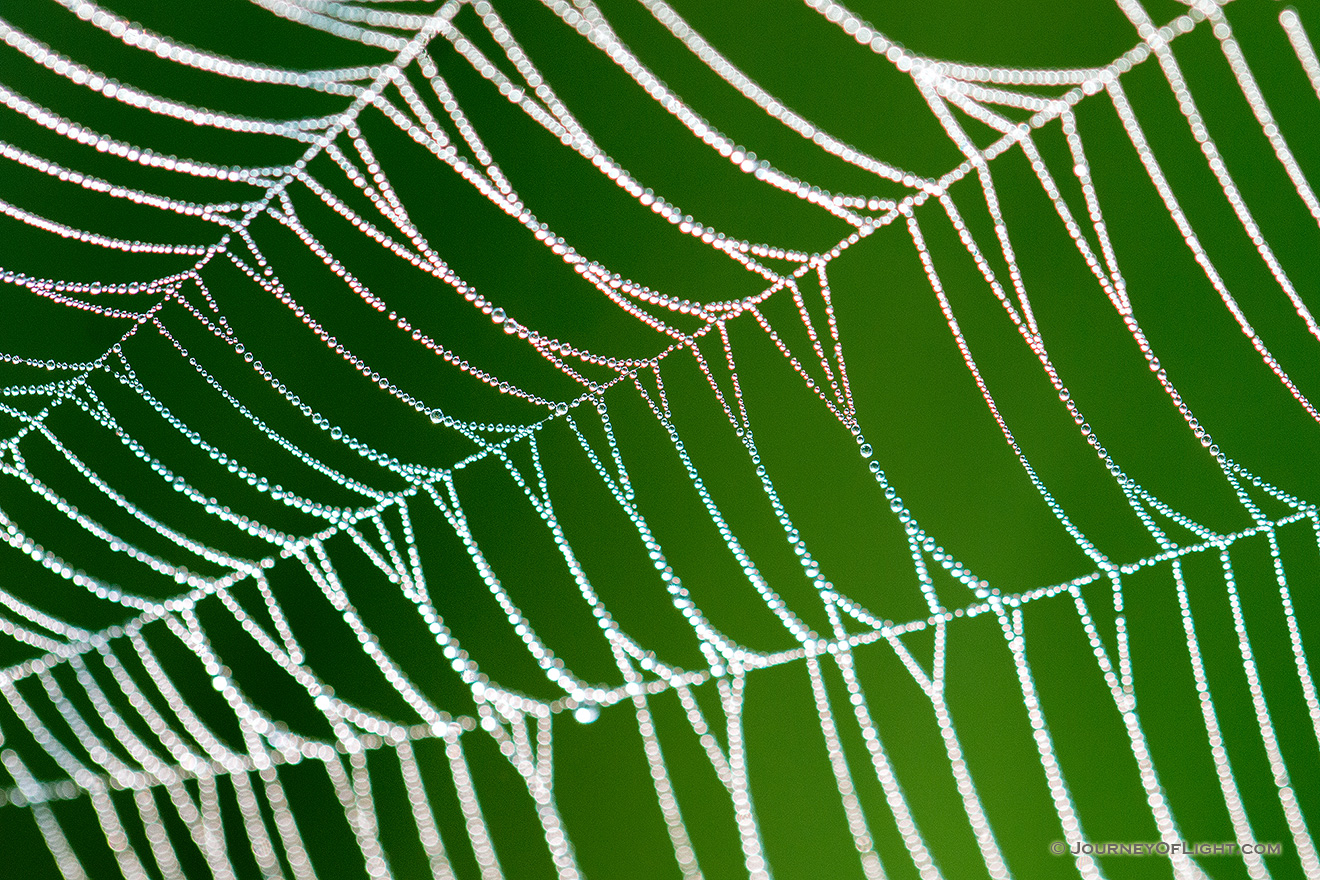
[0,2,1318,880]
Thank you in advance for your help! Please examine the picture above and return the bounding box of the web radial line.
[1105,78,1320,423]
[0,80,289,185]
[258,767,319,880]
[0,141,243,231]
[672,683,733,793]
[396,739,459,880]
[21,503,1296,695]
[1170,560,1270,880]
[0,197,212,257]
[717,672,772,880]
[302,543,456,729]
[3,749,90,880]
[252,571,307,667]
[353,749,397,880]
[632,694,703,879]
[746,305,849,426]
[825,611,941,880]
[785,277,850,416]
[1057,108,1130,308]
[229,769,287,880]
[508,713,581,880]
[0,17,339,141]
[424,478,594,697]
[46,0,381,86]
[413,54,516,196]
[1198,4,1320,225]
[95,645,257,879]
[918,647,1011,880]
[676,329,855,632]
[1263,527,1320,753]
[961,70,1311,529]
[989,603,1103,880]
[68,652,225,825]
[1282,9,1320,102]
[208,579,386,742]
[293,170,437,268]
[1115,0,1320,340]
[131,785,188,880]
[521,0,870,227]
[1068,583,1212,880]
[6,673,155,880]
[134,653,255,880]
[431,7,823,277]
[637,0,926,188]
[909,207,1218,880]
[445,733,505,880]
[940,85,1136,321]
[1220,550,1320,879]
[322,751,389,877]
[804,651,886,880]
[628,383,817,644]
[126,632,241,768]
[906,211,1110,568]
[496,434,679,678]
[913,75,1043,339]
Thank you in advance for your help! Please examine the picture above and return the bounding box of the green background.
[1,0,1319,877]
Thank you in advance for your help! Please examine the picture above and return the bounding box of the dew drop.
[491,308,506,323]
[860,444,873,458]
[330,427,343,439]
[573,704,599,724]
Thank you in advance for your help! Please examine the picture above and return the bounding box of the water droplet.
[573,704,599,724]
[860,444,873,458]
[869,460,881,474]
[329,427,343,439]
[491,308,506,323]
[555,402,569,416]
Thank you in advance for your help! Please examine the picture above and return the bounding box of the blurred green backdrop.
[1,0,1319,878]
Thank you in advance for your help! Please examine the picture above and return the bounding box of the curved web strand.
[0,2,1317,879]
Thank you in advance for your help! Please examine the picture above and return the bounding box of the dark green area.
[1,0,1319,878]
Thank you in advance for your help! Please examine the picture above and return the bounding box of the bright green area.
[1,1,1319,878]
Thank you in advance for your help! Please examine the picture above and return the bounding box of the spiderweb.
[0,0,1318,877]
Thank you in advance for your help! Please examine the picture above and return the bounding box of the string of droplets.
[0,1,1317,879]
